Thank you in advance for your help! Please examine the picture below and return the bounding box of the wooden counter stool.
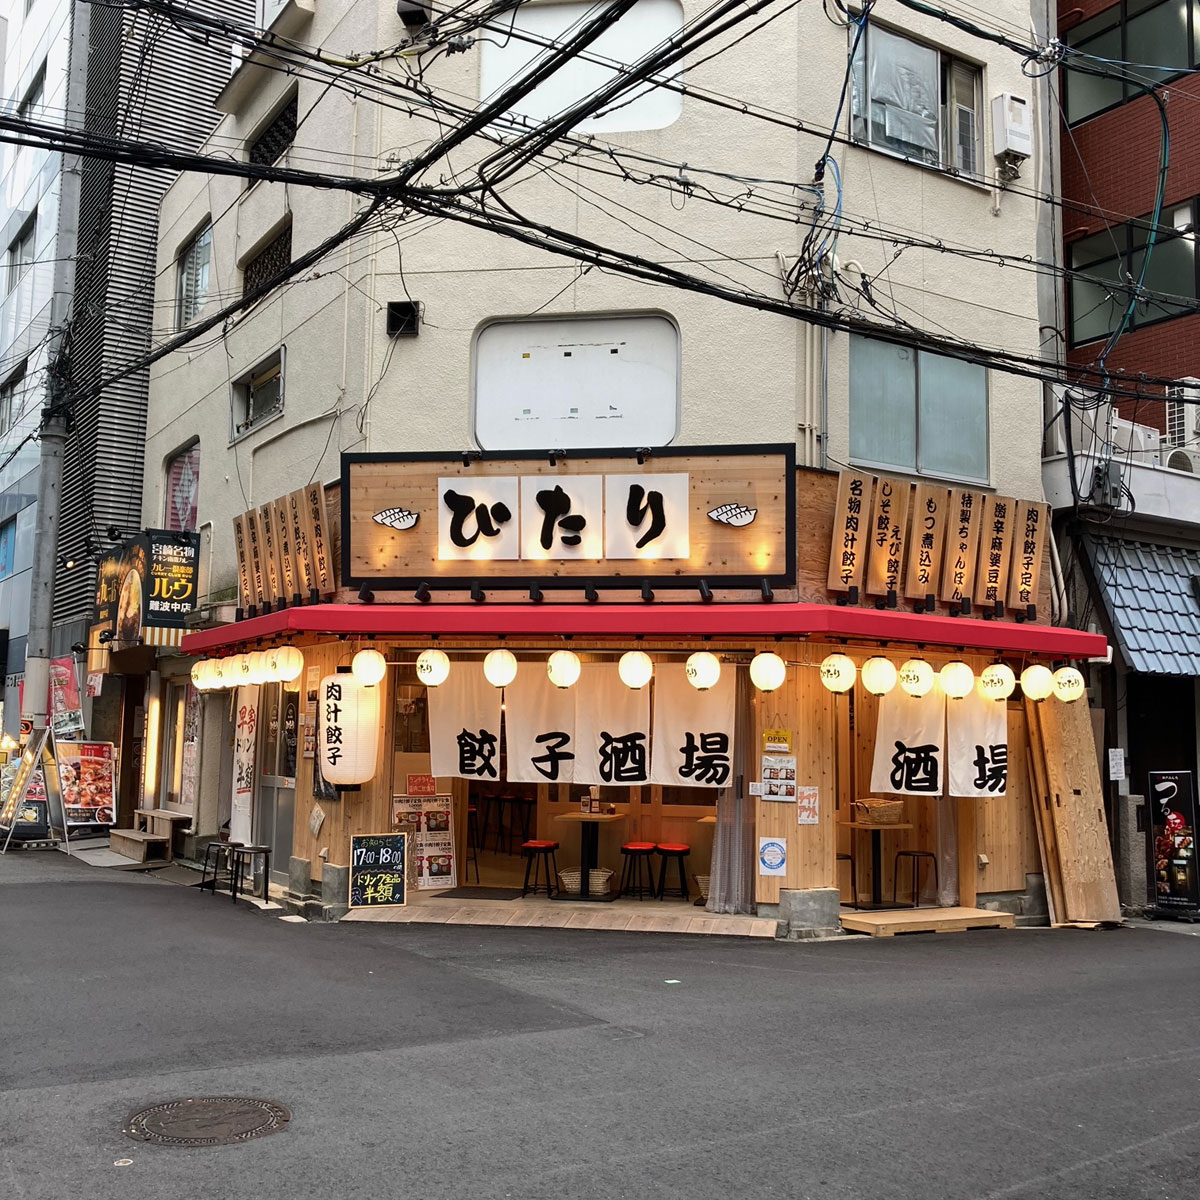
[230,844,271,903]
[618,842,657,900]
[200,840,242,895]
[893,850,938,907]
[521,840,559,897]
[654,843,691,901]
[836,852,858,908]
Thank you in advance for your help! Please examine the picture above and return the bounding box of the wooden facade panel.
[974,705,1041,894]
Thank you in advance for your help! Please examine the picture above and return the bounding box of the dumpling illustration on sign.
[707,503,757,527]
[372,507,420,530]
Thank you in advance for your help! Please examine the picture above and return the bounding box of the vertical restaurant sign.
[231,485,335,611]
[827,470,871,592]
[974,494,1016,607]
[273,496,297,604]
[233,514,254,611]
[288,488,314,596]
[304,482,334,594]
[246,509,267,608]
[865,476,911,597]
[231,684,259,845]
[939,487,982,605]
[1149,771,1199,911]
[1006,499,1049,613]
[93,531,200,648]
[904,484,950,600]
[258,502,284,605]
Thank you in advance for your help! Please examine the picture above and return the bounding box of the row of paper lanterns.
[191,647,391,691]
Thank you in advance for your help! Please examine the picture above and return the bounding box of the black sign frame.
[348,832,408,909]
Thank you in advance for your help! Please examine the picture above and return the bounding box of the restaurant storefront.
[180,449,1114,937]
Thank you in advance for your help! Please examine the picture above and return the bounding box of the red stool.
[619,842,658,900]
[654,843,691,901]
[521,840,560,897]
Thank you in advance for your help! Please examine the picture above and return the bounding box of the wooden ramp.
[840,906,1015,938]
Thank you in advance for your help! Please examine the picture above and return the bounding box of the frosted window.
[849,337,917,472]
[917,351,988,481]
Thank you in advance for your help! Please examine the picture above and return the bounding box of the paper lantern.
[899,658,935,697]
[1020,664,1054,702]
[618,650,654,690]
[819,653,856,694]
[860,657,898,696]
[939,660,975,700]
[190,662,208,690]
[749,652,786,693]
[547,650,581,689]
[262,647,284,683]
[234,654,255,686]
[246,650,269,685]
[274,645,304,683]
[352,648,388,687]
[1052,666,1085,703]
[977,663,1015,701]
[210,659,228,689]
[416,648,450,687]
[483,648,518,689]
[318,671,381,786]
[685,651,721,691]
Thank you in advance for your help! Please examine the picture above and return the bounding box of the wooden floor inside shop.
[839,906,1016,938]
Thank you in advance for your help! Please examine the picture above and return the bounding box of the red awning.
[181,602,1108,659]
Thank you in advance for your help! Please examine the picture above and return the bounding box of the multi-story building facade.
[1045,0,1200,907]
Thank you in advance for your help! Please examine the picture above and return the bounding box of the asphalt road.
[3,850,1200,1200]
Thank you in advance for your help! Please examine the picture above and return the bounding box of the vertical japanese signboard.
[1148,771,1199,914]
[258,502,284,606]
[273,496,297,603]
[304,482,334,595]
[1006,499,1049,614]
[973,494,1016,608]
[939,487,982,605]
[904,484,949,600]
[827,470,871,593]
[288,488,314,596]
[246,509,267,609]
[865,476,910,598]
[233,514,254,611]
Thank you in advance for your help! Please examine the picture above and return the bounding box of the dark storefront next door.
[257,682,298,887]
[1127,674,1198,793]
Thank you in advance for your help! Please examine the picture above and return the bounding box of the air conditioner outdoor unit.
[1110,415,1162,462]
[1166,377,1200,448]
[1164,447,1200,473]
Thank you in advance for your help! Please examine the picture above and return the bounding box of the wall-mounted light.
[357,582,375,604]
[56,554,77,570]
[414,581,431,603]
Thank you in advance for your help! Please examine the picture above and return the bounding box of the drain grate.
[123,1097,291,1148]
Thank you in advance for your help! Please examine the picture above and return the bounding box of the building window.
[176,223,212,329]
[849,334,989,482]
[0,519,14,580]
[1064,0,1198,124]
[242,224,292,298]
[478,0,684,135]
[473,313,680,451]
[17,64,45,119]
[231,350,284,438]
[1068,200,1196,346]
[0,362,26,436]
[850,23,982,175]
[7,216,35,293]
[165,442,200,532]
[248,94,297,167]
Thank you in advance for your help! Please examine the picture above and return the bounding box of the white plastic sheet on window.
[868,26,938,153]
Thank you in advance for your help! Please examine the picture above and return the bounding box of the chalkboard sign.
[348,832,408,909]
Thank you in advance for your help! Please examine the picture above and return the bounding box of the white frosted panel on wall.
[7,567,30,638]
[478,0,684,134]
[474,314,679,451]
[13,503,36,574]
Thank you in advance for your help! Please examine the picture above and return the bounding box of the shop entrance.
[256,682,299,887]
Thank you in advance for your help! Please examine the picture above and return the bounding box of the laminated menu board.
[57,742,116,826]
[393,795,457,890]
[349,832,408,909]
[1149,771,1199,913]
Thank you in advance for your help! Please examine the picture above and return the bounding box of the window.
[474,314,679,451]
[242,223,291,298]
[231,350,284,437]
[1068,200,1196,346]
[850,23,983,175]
[248,95,297,167]
[17,65,45,120]
[176,223,212,329]
[849,334,989,482]
[0,519,14,581]
[1065,0,1198,124]
[164,442,200,531]
[0,362,27,436]
[478,0,684,135]
[7,216,35,293]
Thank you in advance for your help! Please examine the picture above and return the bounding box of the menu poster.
[797,786,819,825]
[302,665,319,759]
[1149,771,1199,912]
[49,658,85,739]
[57,742,116,825]
[761,754,796,800]
[392,795,457,889]
[349,832,408,908]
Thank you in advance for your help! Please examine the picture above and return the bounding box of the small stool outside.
[200,841,242,895]
[521,840,559,897]
[892,850,939,907]
[230,844,271,903]
[836,852,858,908]
[618,842,657,899]
[654,843,691,901]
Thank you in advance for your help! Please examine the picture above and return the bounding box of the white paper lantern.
[352,648,388,687]
[210,659,228,689]
[749,652,787,693]
[977,662,1016,701]
[483,648,518,689]
[416,648,450,687]
[685,651,721,691]
[547,650,581,689]
[1052,666,1085,703]
[939,660,975,700]
[899,658,935,697]
[275,645,304,683]
[246,650,269,685]
[860,656,898,696]
[1020,664,1054,702]
[262,647,284,683]
[234,654,255,686]
[190,662,208,690]
[618,650,654,690]
[318,671,381,786]
[819,653,856,694]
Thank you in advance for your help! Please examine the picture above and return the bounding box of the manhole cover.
[123,1097,290,1147]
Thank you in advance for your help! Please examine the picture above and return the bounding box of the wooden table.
[697,815,717,825]
[553,812,624,901]
[838,821,914,909]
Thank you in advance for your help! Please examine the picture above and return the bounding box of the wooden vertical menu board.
[865,476,910,597]
[974,494,1016,607]
[826,470,872,592]
[904,484,950,600]
[232,485,336,611]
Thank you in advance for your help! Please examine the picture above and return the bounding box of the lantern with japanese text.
[819,653,856,694]
[618,650,654,690]
[483,648,518,689]
[416,648,450,686]
[547,650,581,689]
[1020,664,1054,702]
[318,670,381,786]
[860,657,898,696]
[977,662,1016,701]
[352,648,388,687]
[274,645,304,683]
[685,651,721,691]
[939,661,975,700]
[898,658,935,697]
[749,652,786,692]
[1052,666,1085,703]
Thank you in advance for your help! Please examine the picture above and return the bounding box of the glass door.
[256,682,298,886]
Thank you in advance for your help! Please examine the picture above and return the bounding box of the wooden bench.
[135,808,193,836]
[109,828,171,863]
